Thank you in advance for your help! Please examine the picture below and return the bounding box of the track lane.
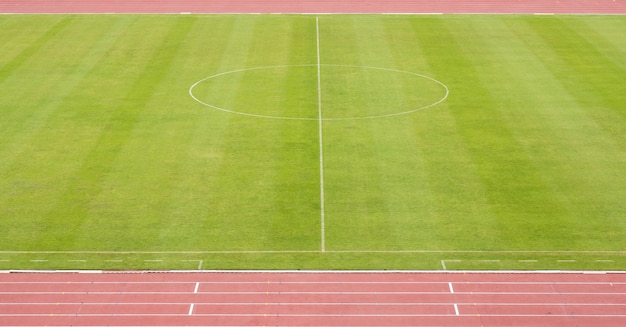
[1,272,626,326]
[1,0,626,14]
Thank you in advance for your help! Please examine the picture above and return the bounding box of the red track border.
[1,0,626,14]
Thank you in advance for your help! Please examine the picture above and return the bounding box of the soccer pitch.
[1,14,625,270]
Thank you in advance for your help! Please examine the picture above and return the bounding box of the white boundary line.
[0,313,626,320]
[189,64,449,120]
[1,250,624,254]
[316,16,326,253]
[1,13,626,16]
[3,269,626,274]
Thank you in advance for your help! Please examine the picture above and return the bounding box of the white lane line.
[4,302,626,306]
[188,282,200,316]
[316,16,326,253]
[2,250,624,254]
[449,282,459,315]
[5,291,625,295]
[2,313,626,318]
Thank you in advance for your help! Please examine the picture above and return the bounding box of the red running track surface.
[1,271,625,326]
[1,0,626,14]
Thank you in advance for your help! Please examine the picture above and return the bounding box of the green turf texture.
[1,14,625,270]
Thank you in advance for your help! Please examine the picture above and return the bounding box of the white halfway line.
[316,16,326,253]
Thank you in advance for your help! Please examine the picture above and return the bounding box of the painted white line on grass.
[189,64,449,121]
[2,250,624,255]
[441,260,462,270]
[182,260,204,270]
[316,16,326,253]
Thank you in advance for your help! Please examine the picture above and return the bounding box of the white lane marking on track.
[3,313,626,318]
[4,301,626,306]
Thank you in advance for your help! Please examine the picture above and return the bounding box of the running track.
[2,1,626,326]
[1,0,626,14]
[1,271,626,326]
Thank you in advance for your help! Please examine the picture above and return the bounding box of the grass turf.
[0,14,625,270]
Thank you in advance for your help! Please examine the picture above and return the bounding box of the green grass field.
[1,14,625,270]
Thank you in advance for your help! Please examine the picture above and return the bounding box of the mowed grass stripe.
[38,17,197,249]
[447,17,594,249]
[406,17,560,250]
[72,17,253,251]
[0,16,133,173]
[0,16,139,248]
[425,16,624,250]
[195,18,320,250]
[509,17,626,244]
[0,16,74,85]
[385,17,495,250]
[508,17,626,220]
[123,17,247,250]
[320,16,441,249]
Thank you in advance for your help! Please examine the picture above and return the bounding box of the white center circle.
[189,64,449,120]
